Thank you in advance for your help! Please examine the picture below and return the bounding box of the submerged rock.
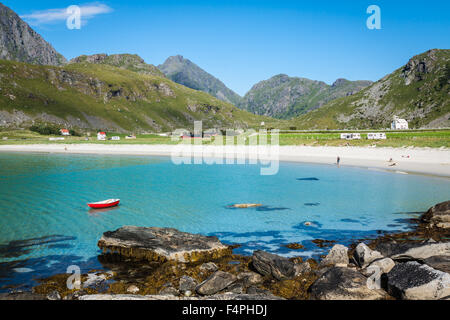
[421,201,450,229]
[319,245,349,268]
[98,226,232,263]
[384,261,450,300]
[354,243,384,268]
[196,271,237,296]
[252,251,296,280]
[309,267,388,300]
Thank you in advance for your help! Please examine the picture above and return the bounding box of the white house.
[391,117,409,130]
[97,132,107,141]
[368,133,387,140]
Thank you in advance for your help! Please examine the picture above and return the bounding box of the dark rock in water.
[98,226,232,263]
[252,251,296,281]
[309,267,388,300]
[423,256,450,273]
[0,292,47,300]
[297,178,320,181]
[179,276,198,293]
[384,261,450,300]
[421,201,450,229]
[304,203,321,207]
[196,271,237,296]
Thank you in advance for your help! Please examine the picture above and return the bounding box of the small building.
[368,133,387,140]
[391,117,409,130]
[60,129,70,136]
[340,133,361,140]
[97,132,107,141]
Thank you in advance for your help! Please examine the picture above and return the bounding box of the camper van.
[367,133,387,140]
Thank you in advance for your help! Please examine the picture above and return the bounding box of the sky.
[3,0,450,96]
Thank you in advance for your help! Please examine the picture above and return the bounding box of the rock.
[390,243,450,261]
[159,286,179,296]
[363,258,396,276]
[98,226,232,263]
[179,276,198,293]
[237,272,263,286]
[200,262,219,272]
[226,282,245,294]
[354,243,384,268]
[319,245,349,268]
[196,271,237,296]
[421,200,450,229]
[0,292,47,300]
[309,267,388,300]
[83,273,107,289]
[79,293,284,300]
[230,204,263,209]
[184,290,193,297]
[423,256,450,273]
[252,251,296,280]
[246,286,273,295]
[294,262,312,276]
[127,285,140,294]
[384,262,450,300]
[46,290,61,301]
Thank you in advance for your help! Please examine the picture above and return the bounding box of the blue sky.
[4,0,450,95]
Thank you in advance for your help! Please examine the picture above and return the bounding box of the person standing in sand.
[337,156,341,167]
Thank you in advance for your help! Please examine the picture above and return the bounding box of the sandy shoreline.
[0,144,449,178]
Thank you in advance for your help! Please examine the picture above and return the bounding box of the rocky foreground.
[3,201,449,301]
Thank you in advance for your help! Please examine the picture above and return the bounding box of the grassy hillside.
[290,49,450,130]
[0,59,274,133]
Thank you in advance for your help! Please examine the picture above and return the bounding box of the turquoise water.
[0,152,449,290]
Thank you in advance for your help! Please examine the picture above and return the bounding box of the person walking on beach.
[337,156,341,167]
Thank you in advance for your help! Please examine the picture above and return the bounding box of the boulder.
[319,245,349,268]
[363,258,396,276]
[179,276,198,293]
[252,251,296,280]
[309,267,388,300]
[421,201,450,229]
[46,291,62,301]
[423,256,450,273]
[98,226,232,263]
[390,243,450,261]
[237,272,264,286]
[384,261,450,300]
[196,271,237,296]
[354,243,384,268]
[83,273,107,289]
[294,262,312,276]
[200,262,219,272]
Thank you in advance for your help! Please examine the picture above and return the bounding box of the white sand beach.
[0,144,449,177]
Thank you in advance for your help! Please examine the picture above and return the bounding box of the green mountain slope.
[290,49,450,130]
[70,54,165,78]
[0,59,269,132]
[239,74,372,119]
[158,55,242,106]
[0,3,66,66]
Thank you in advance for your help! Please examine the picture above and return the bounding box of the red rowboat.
[88,199,120,209]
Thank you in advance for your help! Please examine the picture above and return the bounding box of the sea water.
[0,152,449,290]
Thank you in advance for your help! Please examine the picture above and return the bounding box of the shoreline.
[0,144,449,178]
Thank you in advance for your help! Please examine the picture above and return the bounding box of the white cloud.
[21,3,113,26]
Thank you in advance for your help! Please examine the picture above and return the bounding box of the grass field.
[0,129,449,148]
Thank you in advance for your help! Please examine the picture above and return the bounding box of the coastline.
[0,144,449,178]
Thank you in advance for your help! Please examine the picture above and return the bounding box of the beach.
[0,144,449,177]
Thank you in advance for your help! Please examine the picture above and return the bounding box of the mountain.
[290,49,450,130]
[239,74,372,119]
[70,54,165,78]
[0,59,268,132]
[158,55,242,106]
[0,3,66,66]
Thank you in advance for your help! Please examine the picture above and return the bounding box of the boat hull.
[88,200,120,209]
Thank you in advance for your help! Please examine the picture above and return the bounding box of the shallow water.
[0,152,449,291]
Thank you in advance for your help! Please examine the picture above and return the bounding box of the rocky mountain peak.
[332,78,350,87]
[402,49,440,85]
[0,3,66,66]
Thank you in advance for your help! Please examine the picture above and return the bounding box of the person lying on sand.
[389,163,397,167]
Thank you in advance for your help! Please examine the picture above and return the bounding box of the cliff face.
[0,3,66,66]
